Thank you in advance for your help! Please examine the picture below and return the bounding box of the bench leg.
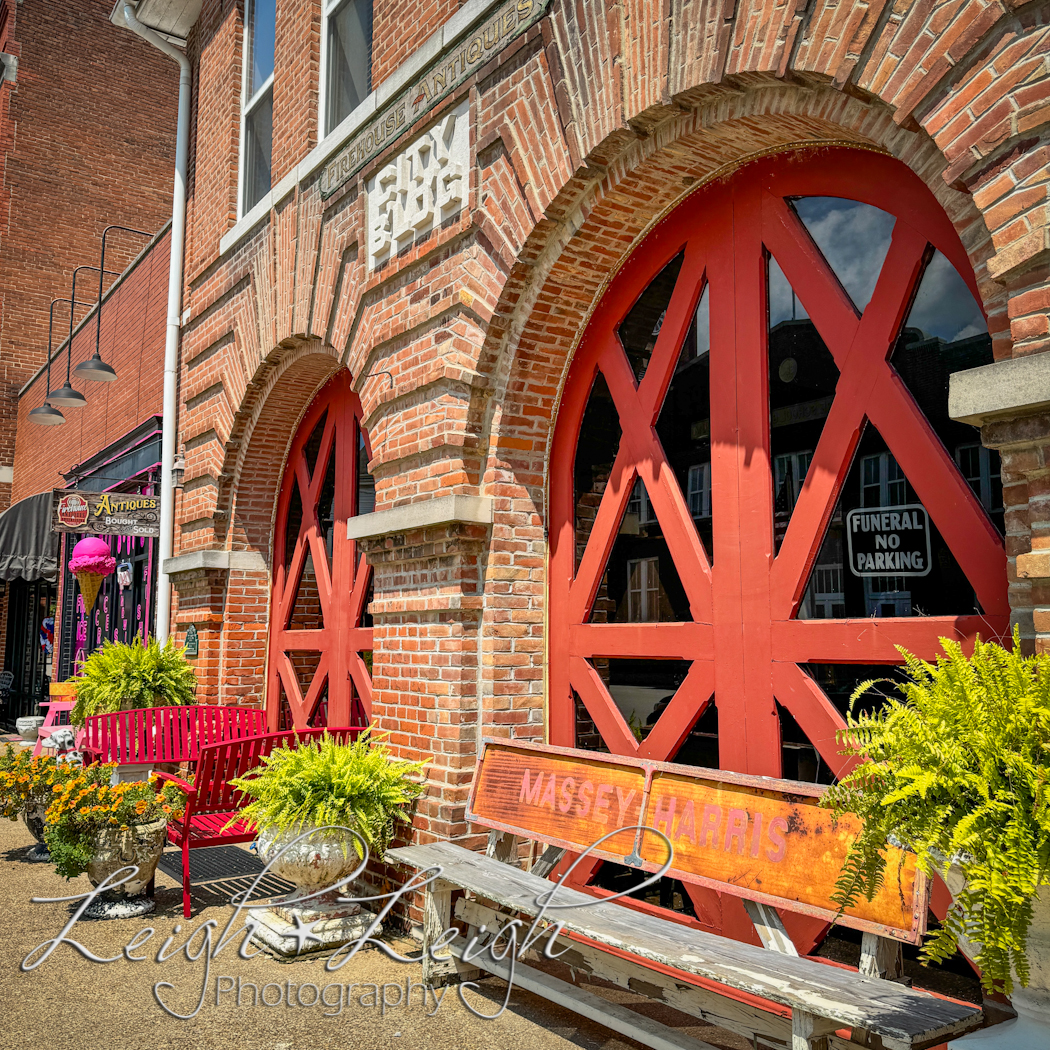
[859,931,904,980]
[422,877,457,985]
[792,1010,837,1050]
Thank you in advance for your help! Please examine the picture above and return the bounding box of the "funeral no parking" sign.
[846,504,931,577]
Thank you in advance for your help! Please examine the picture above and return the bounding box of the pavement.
[0,815,749,1050]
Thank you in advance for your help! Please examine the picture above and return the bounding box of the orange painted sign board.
[467,740,927,944]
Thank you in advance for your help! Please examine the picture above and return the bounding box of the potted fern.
[230,730,427,901]
[822,630,1050,1045]
[70,635,197,727]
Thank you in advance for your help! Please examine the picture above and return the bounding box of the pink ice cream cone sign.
[68,536,116,616]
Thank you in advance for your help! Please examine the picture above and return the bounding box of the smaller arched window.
[268,371,375,730]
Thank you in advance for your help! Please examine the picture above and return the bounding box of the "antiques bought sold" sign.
[51,489,160,537]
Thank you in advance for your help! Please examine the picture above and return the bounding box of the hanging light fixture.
[51,264,114,407]
[29,296,89,425]
[76,225,151,384]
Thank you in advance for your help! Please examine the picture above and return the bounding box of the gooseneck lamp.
[29,296,96,425]
[75,225,151,384]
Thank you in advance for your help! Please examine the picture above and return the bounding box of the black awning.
[0,491,59,583]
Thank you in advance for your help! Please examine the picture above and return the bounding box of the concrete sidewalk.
[0,817,746,1050]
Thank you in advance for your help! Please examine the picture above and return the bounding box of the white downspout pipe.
[120,2,190,644]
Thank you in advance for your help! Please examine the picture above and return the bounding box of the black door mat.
[157,844,295,897]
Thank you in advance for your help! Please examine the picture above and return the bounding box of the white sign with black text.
[846,504,931,577]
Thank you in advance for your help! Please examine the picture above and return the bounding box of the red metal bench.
[155,727,364,917]
[81,704,267,767]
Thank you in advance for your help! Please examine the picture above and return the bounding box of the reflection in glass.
[326,0,373,134]
[356,429,376,515]
[791,197,896,312]
[588,476,691,623]
[288,650,322,699]
[890,250,1003,526]
[591,658,691,740]
[243,87,273,213]
[318,452,337,566]
[654,284,713,559]
[303,410,328,477]
[767,256,839,552]
[619,253,684,383]
[287,552,324,629]
[574,374,622,572]
[777,703,833,784]
[248,0,277,97]
[800,424,980,618]
[283,482,303,568]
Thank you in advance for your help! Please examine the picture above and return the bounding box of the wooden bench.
[389,740,985,1050]
[33,699,83,756]
[81,704,267,771]
[156,726,364,917]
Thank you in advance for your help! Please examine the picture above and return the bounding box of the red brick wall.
[0,0,178,512]
[176,0,1050,874]
[11,231,171,503]
[371,0,463,85]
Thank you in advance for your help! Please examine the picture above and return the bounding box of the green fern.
[71,635,197,726]
[228,730,428,859]
[821,627,1050,994]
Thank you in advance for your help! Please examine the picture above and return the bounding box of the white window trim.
[238,1,275,220]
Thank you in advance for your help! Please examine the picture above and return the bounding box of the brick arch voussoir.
[220,339,344,560]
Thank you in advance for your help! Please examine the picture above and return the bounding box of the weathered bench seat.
[390,839,981,1050]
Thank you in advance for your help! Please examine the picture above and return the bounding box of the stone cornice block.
[948,353,1050,426]
[163,549,268,578]
[346,494,494,541]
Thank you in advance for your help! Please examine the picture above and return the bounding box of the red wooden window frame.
[268,371,373,730]
[549,148,1009,781]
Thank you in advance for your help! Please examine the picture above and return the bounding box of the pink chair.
[33,699,84,756]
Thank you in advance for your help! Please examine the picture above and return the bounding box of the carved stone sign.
[367,100,469,268]
[320,0,551,199]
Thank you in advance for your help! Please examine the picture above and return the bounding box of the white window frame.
[627,557,660,622]
[318,0,372,140]
[955,443,1002,514]
[238,0,275,219]
[860,451,906,509]
[687,462,711,520]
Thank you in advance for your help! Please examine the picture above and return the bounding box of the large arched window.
[268,371,375,730]
[548,147,1008,939]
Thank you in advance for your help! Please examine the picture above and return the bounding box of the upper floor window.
[321,0,373,136]
[241,0,276,215]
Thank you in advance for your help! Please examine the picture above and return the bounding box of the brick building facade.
[0,0,179,719]
[159,0,1047,938]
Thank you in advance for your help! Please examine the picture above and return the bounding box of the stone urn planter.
[251,824,377,958]
[22,795,51,862]
[15,715,44,742]
[82,814,167,919]
[947,863,1050,1049]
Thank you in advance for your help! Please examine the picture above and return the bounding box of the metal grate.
[157,844,295,897]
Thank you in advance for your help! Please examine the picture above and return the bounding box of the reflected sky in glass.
[768,256,809,327]
[250,0,277,97]
[792,197,896,312]
[905,250,987,342]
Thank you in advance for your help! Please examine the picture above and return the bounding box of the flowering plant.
[44,773,185,879]
[0,745,106,819]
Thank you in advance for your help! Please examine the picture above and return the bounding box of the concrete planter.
[82,815,167,918]
[22,798,50,862]
[256,823,363,900]
[947,864,1050,1049]
[15,715,44,741]
[252,823,377,958]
